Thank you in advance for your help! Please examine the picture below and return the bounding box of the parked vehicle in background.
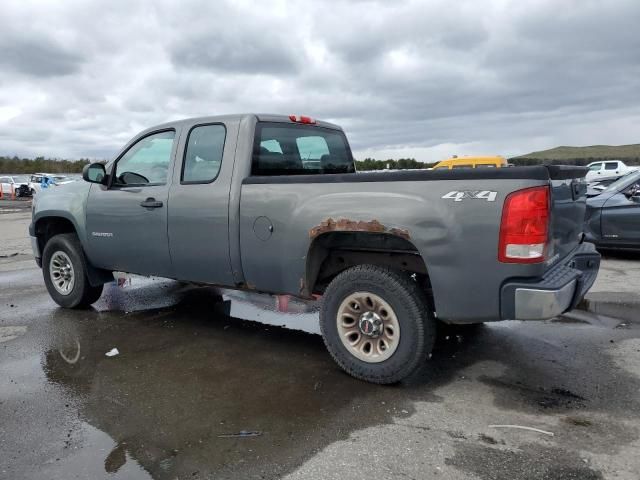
[585,160,638,183]
[587,174,626,197]
[433,156,507,170]
[0,175,30,197]
[585,170,640,250]
[30,113,599,384]
[28,173,75,194]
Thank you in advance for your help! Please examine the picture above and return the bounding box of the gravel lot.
[2,202,640,479]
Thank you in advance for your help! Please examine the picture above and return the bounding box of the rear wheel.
[42,233,103,309]
[320,265,435,384]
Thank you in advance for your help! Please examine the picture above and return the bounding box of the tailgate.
[546,166,589,263]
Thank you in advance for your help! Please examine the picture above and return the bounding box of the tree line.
[4,154,639,175]
[0,156,91,174]
[355,158,437,171]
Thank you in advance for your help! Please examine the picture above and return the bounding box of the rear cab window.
[251,122,355,176]
[604,162,619,170]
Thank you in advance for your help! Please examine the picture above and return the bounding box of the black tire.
[42,233,103,309]
[320,265,436,384]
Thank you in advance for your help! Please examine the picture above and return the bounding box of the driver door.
[85,129,178,277]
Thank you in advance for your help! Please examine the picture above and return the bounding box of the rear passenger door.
[603,161,621,179]
[168,121,239,284]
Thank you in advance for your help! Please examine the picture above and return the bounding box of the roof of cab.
[143,114,343,132]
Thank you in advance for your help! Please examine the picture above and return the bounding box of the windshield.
[603,170,640,193]
[13,176,28,183]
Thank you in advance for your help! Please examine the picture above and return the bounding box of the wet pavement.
[2,262,640,479]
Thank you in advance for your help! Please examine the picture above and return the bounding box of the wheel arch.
[303,231,431,297]
[35,215,112,287]
[34,215,80,255]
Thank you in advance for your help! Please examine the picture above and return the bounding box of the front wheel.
[42,233,103,309]
[320,265,435,384]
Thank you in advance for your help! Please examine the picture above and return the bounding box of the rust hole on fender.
[309,218,410,240]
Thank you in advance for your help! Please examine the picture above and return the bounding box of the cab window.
[589,163,602,171]
[113,130,175,186]
[182,124,226,183]
[604,162,618,170]
[252,123,355,176]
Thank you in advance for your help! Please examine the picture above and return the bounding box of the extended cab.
[30,114,600,383]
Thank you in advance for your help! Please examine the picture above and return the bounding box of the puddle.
[3,273,640,479]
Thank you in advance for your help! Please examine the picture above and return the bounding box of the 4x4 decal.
[442,190,498,202]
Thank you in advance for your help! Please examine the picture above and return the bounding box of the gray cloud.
[0,0,639,162]
[0,37,84,77]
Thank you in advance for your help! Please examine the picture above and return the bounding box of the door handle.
[140,198,163,208]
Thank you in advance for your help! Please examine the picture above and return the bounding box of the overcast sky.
[1,0,639,162]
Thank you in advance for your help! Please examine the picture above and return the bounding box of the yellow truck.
[433,156,507,170]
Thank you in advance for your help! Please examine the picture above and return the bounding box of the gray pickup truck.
[30,113,600,383]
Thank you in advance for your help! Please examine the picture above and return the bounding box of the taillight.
[289,114,316,124]
[498,186,550,263]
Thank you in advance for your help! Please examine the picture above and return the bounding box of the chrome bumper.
[514,280,577,320]
[501,242,600,321]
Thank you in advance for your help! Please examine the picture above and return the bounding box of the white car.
[0,175,30,197]
[28,173,75,194]
[585,160,639,183]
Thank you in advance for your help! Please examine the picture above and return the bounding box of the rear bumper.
[501,242,600,320]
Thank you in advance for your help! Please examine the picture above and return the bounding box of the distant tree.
[355,158,435,171]
[0,156,94,174]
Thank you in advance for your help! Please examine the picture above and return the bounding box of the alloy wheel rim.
[49,251,75,295]
[336,291,400,363]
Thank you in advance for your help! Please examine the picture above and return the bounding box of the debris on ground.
[105,348,120,357]
[563,416,593,427]
[217,430,262,438]
[0,326,27,343]
[488,425,554,436]
[478,433,504,445]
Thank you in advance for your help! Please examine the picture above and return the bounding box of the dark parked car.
[585,171,640,250]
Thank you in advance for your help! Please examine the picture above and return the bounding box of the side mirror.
[625,184,640,201]
[83,163,107,184]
